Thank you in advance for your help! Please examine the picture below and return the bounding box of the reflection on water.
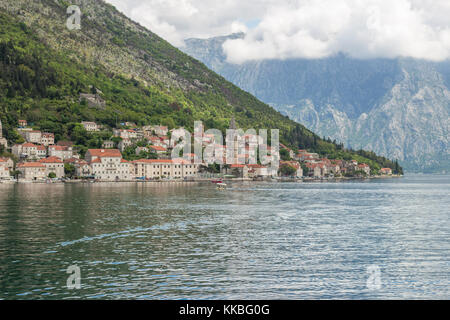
[0,176,449,299]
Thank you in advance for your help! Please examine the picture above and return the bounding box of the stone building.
[132,159,199,179]
[39,156,65,178]
[17,162,47,181]
[86,149,133,181]
[48,145,74,160]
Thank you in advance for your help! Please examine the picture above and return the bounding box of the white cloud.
[223,0,450,63]
[104,0,450,63]
[105,0,267,46]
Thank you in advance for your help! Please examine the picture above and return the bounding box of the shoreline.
[2,175,404,184]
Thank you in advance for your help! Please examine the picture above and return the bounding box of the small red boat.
[211,179,223,184]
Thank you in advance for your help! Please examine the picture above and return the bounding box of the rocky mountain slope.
[182,34,449,173]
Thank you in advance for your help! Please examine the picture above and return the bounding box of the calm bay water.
[0,174,449,300]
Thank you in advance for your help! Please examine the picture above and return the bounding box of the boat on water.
[211,179,223,184]
[216,183,227,189]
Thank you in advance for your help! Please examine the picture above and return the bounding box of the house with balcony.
[40,133,55,146]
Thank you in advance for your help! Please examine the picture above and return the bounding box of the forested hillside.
[0,0,401,173]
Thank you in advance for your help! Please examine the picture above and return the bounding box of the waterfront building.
[132,159,199,179]
[0,157,14,170]
[65,158,92,178]
[280,161,303,177]
[39,156,65,178]
[0,158,10,179]
[306,163,324,178]
[17,162,46,181]
[225,164,249,179]
[86,149,133,181]
[358,163,371,175]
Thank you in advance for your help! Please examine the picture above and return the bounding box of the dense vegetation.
[0,1,402,174]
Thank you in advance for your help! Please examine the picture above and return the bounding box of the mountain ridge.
[182,33,449,173]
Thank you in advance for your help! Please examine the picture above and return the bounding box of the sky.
[105,0,450,64]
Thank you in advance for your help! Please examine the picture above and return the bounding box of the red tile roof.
[49,145,69,151]
[132,159,174,164]
[57,140,74,147]
[150,146,167,152]
[42,132,54,137]
[18,162,45,168]
[64,158,87,165]
[248,164,265,168]
[22,143,36,148]
[87,149,122,157]
[39,157,63,163]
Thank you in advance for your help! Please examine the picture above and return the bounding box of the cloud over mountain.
[106,0,450,64]
[223,0,450,64]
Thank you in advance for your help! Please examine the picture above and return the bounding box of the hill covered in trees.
[0,0,402,173]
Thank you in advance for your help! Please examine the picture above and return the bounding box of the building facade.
[39,157,65,178]
[48,145,74,160]
[81,122,100,132]
[17,162,47,180]
[86,149,133,181]
[132,159,199,179]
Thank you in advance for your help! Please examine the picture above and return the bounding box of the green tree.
[11,170,21,179]
[64,163,75,178]
[279,164,296,177]
[280,148,291,161]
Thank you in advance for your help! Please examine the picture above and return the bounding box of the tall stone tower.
[0,119,7,148]
[229,116,236,130]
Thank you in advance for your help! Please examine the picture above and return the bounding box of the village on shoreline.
[0,119,400,184]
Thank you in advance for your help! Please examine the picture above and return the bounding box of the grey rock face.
[182,35,450,173]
